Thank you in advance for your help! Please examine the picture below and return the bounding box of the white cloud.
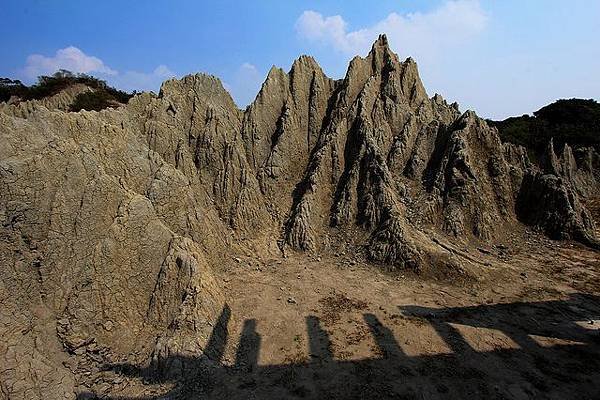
[295,12,355,52]
[225,62,263,108]
[23,46,117,79]
[20,46,174,93]
[295,0,487,62]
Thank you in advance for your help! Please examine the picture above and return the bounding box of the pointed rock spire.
[373,33,390,49]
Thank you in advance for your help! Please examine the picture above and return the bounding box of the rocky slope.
[1,35,598,399]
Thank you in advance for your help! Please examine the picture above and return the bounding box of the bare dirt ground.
[77,225,600,400]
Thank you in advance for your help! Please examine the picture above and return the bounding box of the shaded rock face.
[517,172,598,247]
[0,35,598,398]
[514,139,600,248]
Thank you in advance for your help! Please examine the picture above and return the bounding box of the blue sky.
[0,0,599,119]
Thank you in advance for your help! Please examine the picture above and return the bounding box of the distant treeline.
[489,99,600,155]
[0,70,133,111]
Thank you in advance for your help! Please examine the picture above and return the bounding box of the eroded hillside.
[1,35,599,399]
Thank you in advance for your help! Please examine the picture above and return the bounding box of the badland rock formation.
[1,35,598,398]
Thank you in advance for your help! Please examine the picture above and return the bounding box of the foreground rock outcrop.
[1,35,598,398]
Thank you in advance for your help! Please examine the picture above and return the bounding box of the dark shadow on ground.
[77,293,600,399]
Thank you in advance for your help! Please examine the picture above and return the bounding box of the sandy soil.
[77,226,600,400]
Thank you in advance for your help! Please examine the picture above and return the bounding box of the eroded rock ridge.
[1,35,598,398]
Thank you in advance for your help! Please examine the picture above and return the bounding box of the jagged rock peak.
[291,54,321,71]
[160,73,225,95]
[541,137,562,176]
[373,33,390,48]
[266,65,287,79]
[367,33,400,72]
[158,72,239,111]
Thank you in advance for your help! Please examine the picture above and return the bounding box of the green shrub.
[0,78,27,102]
[490,98,600,155]
[70,90,120,112]
[1,70,133,111]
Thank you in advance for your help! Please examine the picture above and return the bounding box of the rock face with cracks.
[0,35,598,399]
